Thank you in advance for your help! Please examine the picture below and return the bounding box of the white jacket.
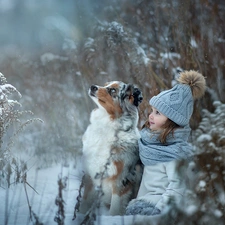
[128,126,193,214]
[136,160,185,211]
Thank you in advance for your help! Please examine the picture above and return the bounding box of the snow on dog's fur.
[79,81,143,216]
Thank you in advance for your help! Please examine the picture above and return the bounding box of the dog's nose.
[90,85,98,92]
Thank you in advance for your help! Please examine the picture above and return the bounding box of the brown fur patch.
[97,86,122,119]
[83,175,93,200]
[110,161,124,181]
[107,161,132,196]
[124,85,134,104]
[129,95,134,104]
[109,83,120,89]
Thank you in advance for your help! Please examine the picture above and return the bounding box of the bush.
[0,72,41,187]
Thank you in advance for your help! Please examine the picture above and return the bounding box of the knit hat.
[150,70,206,126]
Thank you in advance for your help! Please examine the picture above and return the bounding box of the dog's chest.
[83,122,115,152]
[82,110,117,176]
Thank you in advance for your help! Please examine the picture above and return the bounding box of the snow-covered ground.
[0,158,159,225]
[0,160,83,225]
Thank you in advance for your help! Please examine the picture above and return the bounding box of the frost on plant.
[83,21,150,79]
[0,72,42,188]
[193,100,225,152]
[0,73,21,139]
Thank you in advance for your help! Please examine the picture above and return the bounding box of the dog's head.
[88,81,143,119]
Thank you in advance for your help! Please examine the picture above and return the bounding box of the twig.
[73,174,85,220]
[25,180,39,195]
[54,175,67,225]
[23,173,32,220]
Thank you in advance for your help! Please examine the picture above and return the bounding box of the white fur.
[82,108,117,180]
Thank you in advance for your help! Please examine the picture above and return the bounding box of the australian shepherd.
[78,81,143,216]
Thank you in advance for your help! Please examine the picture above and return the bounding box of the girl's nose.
[149,113,153,119]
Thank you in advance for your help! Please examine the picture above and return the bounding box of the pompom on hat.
[150,70,206,127]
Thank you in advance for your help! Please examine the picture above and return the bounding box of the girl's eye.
[156,111,160,115]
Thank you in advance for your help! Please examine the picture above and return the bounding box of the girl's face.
[149,107,168,131]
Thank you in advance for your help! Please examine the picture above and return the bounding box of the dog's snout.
[90,85,98,92]
[89,85,98,97]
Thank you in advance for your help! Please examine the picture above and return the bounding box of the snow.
[76,71,82,76]
[136,46,150,65]
[198,180,206,188]
[107,21,124,36]
[160,52,181,60]
[62,39,77,51]
[218,38,225,43]
[186,205,198,215]
[84,38,95,48]
[0,84,21,98]
[196,134,212,143]
[214,209,223,218]
[0,159,160,225]
[190,38,197,48]
[0,161,83,225]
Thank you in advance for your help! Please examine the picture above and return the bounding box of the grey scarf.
[139,126,193,166]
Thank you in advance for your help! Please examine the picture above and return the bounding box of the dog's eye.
[107,87,117,96]
[110,88,116,94]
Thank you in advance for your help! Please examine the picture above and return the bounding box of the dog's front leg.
[109,181,132,215]
[110,189,132,215]
[108,161,130,215]
[109,193,122,215]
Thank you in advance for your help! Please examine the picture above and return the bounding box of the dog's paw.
[133,87,143,107]
[121,84,143,107]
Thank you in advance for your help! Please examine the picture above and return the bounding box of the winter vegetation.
[0,0,225,224]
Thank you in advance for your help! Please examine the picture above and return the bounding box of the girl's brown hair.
[142,119,180,144]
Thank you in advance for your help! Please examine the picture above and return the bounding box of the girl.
[126,70,206,216]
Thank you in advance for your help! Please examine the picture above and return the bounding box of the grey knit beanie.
[150,70,206,127]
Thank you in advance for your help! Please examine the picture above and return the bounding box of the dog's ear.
[132,87,143,107]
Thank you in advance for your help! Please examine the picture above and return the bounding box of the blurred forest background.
[0,0,224,165]
[1,0,225,224]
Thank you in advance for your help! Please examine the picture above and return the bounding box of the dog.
[78,81,143,216]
